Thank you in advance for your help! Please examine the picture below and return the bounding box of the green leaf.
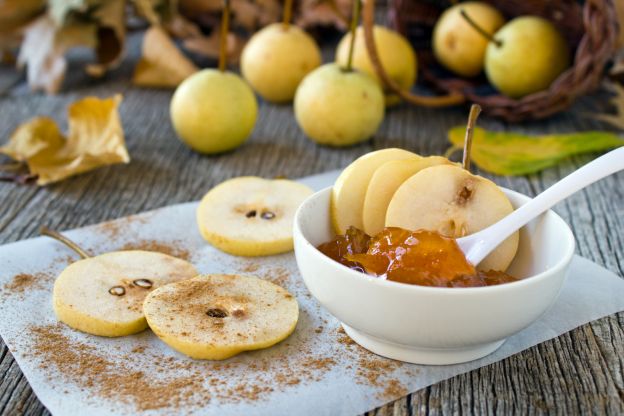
[448,127,624,176]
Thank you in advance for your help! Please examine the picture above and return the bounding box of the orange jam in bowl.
[317,227,517,288]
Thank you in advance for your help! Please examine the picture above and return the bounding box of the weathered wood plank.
[0,29,623,416]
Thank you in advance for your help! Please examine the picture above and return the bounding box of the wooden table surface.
[1,31,623,415]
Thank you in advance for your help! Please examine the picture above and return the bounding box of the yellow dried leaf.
[0,118,65,162]
[133,26,198,88]
[0,95,130,185]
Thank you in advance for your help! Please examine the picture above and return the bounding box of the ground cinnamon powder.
[19,259,413,412]
[2,272,52,298]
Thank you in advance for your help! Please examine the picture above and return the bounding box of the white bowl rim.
[294,186,576,295]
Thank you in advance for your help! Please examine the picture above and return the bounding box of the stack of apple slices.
[331,148,519,271]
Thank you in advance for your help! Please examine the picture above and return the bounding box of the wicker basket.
[381,0,620,122]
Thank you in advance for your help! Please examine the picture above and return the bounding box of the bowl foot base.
[341,323,505,365]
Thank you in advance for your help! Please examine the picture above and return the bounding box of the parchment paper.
[1,170,624,416]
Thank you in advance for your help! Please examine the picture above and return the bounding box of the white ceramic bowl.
[293,187,575,365]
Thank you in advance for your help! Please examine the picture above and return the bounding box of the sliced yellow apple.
[197,177,313,256]
[331,148,420,234]
[385,164,519,271]
[362,156,452,235]
[143,274,299,360]
[53,251,198,337]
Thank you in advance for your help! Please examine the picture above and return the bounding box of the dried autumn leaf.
[297,0,350,30]
[165,14,201,39]
[17,15,96,93]
[447,127,623,176]
[178,0,221,15]
[0,95,130,185]
[0,0,45,51]
[133,26,198,88]
[86,0,127,77]
[48,0,90,25]
[183,27,245,64]
[0,0,45,30]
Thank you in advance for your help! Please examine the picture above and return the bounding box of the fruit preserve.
[317,227,517,288]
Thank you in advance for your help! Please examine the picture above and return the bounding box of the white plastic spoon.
[457,146,624,266]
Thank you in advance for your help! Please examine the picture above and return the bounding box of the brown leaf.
[592,82,624,130]
[17,15,96,93]
[183,28,245,64]
[179,0,280,34]
[296,0,350,30]
[132,0,164,25]
[0,0,45,50]
[165,14,201,39]
[178,0,222,16]
[230,0,280,32]
[0,0,45,30]
[86,0,127,77]
[133,26,198,88]
[0,95,130,185]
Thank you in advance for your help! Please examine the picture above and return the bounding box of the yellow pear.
[241,23,322,103]
[385,164,518,271]
[144,274,299,360]
[294,63,385,147]
[362,156,452,236]
[197,177,313,256]
[335,25,417,105]
[331,148,420,235]
[485,16,570,98]
[53,251,197,337]
[432,2,505,77]
[170,69,257,154]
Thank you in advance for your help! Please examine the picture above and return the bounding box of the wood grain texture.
[1,31,623,416]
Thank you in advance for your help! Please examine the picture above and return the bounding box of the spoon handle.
[462,146,624,266]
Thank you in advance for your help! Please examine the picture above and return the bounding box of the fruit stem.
[344,0,361,72]
[40,226,91,259]
[462,104,482,171]
[282,0,293,29]
[218,0,230,72]
[459,9,502,48]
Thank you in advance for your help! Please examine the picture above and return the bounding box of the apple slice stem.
[218,0,231,72]
[344,0,362,72]
[462,104,482,171]
[282,0,293,29]
[459,9,502,47]
[40,226,91,259]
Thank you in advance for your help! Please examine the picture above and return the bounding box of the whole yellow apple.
[170,69,257,154]
[485,16,570,98]
[335,25,417,105]
[241,23,322,103]
[294,63,385,147]
[432,2,505,77]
